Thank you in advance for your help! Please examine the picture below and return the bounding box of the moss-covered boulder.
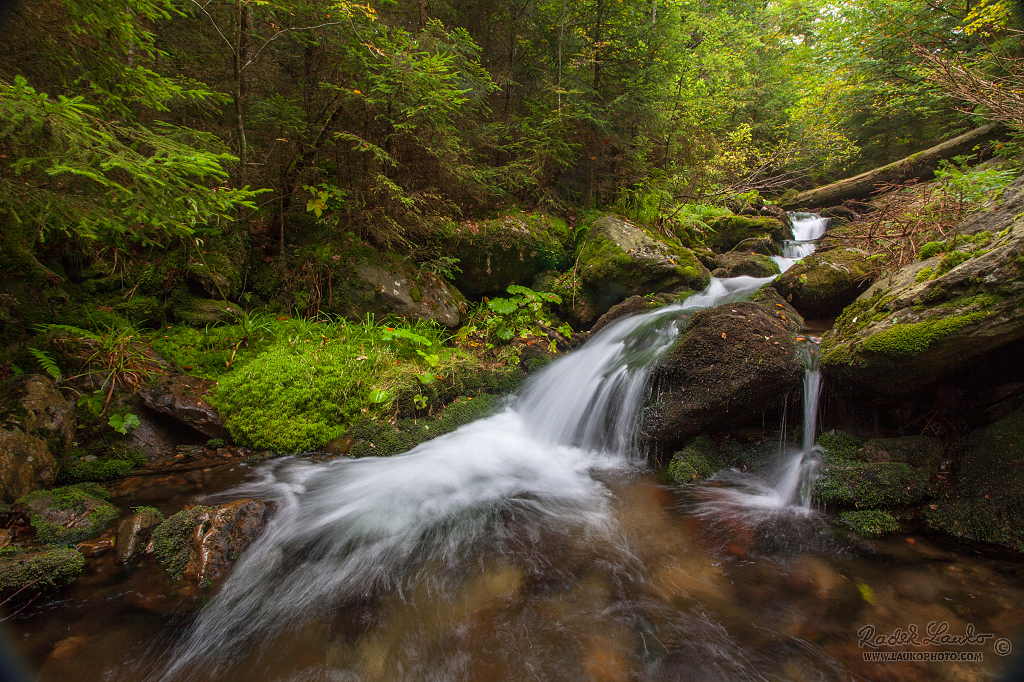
[152,499,272,584]
[642,302,802,454]
[18,484,119,545]
[0,547,86,591]
[172,297,244,326]
[556,215,709,324]
[772,247,875,318]
[140,373,229,439]
[732,237,783,257]
[706,215,793,253]
[353,263,463,328]
[442,211,570,299]
[812,432,938,509]
[822,178,1024,397]
[711,251,782,278]
[926,405,1024,552]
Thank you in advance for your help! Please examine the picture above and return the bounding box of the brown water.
[6,463,1023,682]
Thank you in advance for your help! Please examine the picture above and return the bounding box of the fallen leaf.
[721,333,727,339]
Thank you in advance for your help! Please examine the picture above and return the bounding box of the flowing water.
[7,214,1024,681]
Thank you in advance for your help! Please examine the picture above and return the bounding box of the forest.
[3,0,1024,680]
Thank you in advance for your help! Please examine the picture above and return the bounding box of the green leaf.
[487,297,518,315]
[367,388,392,404]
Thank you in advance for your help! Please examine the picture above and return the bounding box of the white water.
[153,217,829,681]
[772,212,829,273]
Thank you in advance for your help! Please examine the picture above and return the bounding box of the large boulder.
[172,298,244,326]
[442,212,570,299]
[352,264,462,328]
[705,215,793,253]
[0,374,74,458]
[152,499,272,585]
[642,301,803,455]
[772,247,875,318]
[821,177,1024,397]
[140,373,229,440]
[926,405,1024,552]
[553,215,709,324]
[0,374,73,501]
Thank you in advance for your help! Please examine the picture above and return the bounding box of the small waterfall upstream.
[152,215,830,681]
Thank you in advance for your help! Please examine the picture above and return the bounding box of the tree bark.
[782,124,1003,209]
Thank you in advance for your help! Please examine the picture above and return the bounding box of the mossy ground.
[18,484,119,545]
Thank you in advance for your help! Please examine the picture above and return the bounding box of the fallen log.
[782,124,1003,209]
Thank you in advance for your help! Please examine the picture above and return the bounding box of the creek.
[6,216,1024,682]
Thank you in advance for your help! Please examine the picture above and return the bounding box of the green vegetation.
[17,485,119,545]
[838,510,901,538]
[859,311,989,355]
[667,437,725,483]
[58,445,147,483]
[0,548,86,591]
[152,506,211,580]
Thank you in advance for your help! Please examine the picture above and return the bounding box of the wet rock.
[18,484,119,545]
[443,212,570,299]
[0,529,8,550]
[712,250,781,278]
[706,215,793,253]
[813,432,936,509]
[667,436,731,483]
[589,293,683,335]
[0,429,56,503]
[837,510,901,537]
[772,247,875,318]
[643,302,802,454]
[140,374,229,439]
[128,408,180,460]
[152,499,272,584]
[822,176,1024,397]
[552,215,709,324]
[750,285,805,328]
[926,404,1024,552]
[115,508,163,564]
[75,532,115,557]
[0,547,86,591]
[0,374,74,457]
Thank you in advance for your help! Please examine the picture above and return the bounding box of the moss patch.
[0,548,86,590]
[152,506,211,580]
[705,215,792,252]
[838,510,900,538]
[859,311,989,355]
[667,436,725,483]
[18,485,119,545]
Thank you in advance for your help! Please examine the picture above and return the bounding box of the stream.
[5,215,1024,682]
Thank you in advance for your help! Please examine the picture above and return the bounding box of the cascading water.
[151,216,831,681]
[772,212,829,272]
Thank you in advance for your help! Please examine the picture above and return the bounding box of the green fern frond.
[36,323,101,341]
[28,348,62,381]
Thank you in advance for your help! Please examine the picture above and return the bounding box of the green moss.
[57,446,147,483]
[814,460,921,508]
[817,431,863,463]
[859,311,989,355]
[152,506,211,580]
[17,485,119,545]
[346,394,504,457]
[706,215,792,252]
[926,501,1023,552]
[0,548,86,590]
[667,436,724,483]
[838,510,900,537]
[914,267,934,283]
[206,438,226,449]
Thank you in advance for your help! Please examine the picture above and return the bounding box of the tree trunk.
[584,0,604,209]
[781,124,1003,209]
[232,0,249,185]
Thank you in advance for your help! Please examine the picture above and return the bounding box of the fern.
[28,348,62,381]
[36,323,101,342]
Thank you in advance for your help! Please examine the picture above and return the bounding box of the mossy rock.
[18,484,119,545]
[712,251,781,278]
[667,436,725,483]
[57,446,147,483]
[813,460,923,508]
[925,404,1024,552]
[705,215,793,253]
[0,547,86,591]
[772,247,875,318]
[566,215,709,323]
[172,298,244,326]
[152,505,213,580]
[345,394,505,457]
[732,237,783,257]
[443,211,570,299]
[838,510,900,538]
[820,181,1024,397]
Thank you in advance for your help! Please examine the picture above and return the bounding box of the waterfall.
[152,217,828,681]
